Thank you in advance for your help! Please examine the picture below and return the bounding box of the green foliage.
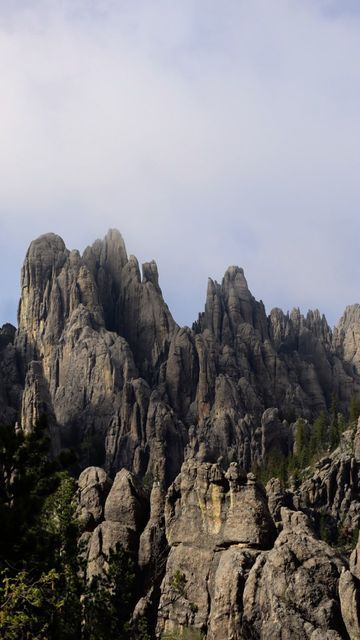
[0,418,143,639]
[0,568,62,640]
[0,418,84,640]
[310,411,328,456]
[131,616,151,640]
[330,394,340,449]
[82,544,137,640]
[253,404,356,488]
[349,396,360,424]
[252,448,288,487]
[318,513,331,544]
[295,418,310,468]
[170,570,187,597]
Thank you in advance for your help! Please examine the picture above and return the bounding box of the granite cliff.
[1,229,360,638]
[9,230,360,480]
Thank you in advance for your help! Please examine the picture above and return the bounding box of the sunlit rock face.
[242,508,347,640]
[9,228,360,481]
[14,231,185,482]
[156,461,348,640]
[3,229,360,638]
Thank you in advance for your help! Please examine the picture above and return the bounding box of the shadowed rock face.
[156,459,276,636]
[334,304,360,376]
[13,231,186,482]
[4,228,360,485]
[0,323,22,425]
[265,419,360,539]
[155,463,349,640]
[2,228,360,638]
[242,508,347,640]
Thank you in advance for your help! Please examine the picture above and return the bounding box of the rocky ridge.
[1,229,360,637]
[8,230,360,483]
[77,452,358,638]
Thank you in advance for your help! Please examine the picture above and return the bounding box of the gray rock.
[104,468,144,530]
[207,547,259,640]
[242,508,347,639]
[86,520,137,580]
[334,304,360,376]
[11,229,360,486]
[293,427,360,536]
[339,569,360,640]
[165,460,276,550]
[157,459,276,637]
[350,531,360,580]
[138,481,167,576]
[77,466,112,528]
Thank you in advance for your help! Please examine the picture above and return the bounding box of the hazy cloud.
[0,0,360,327]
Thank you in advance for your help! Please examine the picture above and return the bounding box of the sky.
[1,0,360,329]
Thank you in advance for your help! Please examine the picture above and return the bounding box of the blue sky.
[1,0,360,328]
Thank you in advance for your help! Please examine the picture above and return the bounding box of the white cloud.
[0,0,360,327]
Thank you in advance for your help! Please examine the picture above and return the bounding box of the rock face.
[264,419,360,538]
[83,229,176,382]
[2,229,360,637]
[80,467,147,581]
[339,531,360,640]
[77,466,113,527]
[165,460,276,550]
[243,508,347,640]
[14,231,186,484]
[334,304,360,376]
[0,323,22,425]
[4,229,360,482]
[154,462,348,639]
[156,459,276,637]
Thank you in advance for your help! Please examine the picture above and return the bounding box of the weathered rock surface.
[156,462,350,639]
[81,467,145,580]
[350,532,360,580]
[83,229,177,381]
[104,468,145,528]
[5,228,360,484]
[77,466,112,528]
[334,304,360,376]
[165,460,276,550]
[13,231,186,484]
[339,531,360,640]
[138,481,167,576]
[339,569,360,640]
[242,508,347,640]
[207,547,259,640]
[2,229,360,637]
[157,459,276,637]
[295,421,360,536]
[264,419,360,543]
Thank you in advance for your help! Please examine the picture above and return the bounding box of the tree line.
[253,395,360,487]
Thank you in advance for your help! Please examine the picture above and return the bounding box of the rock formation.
[339,532,360,639]
[243,508,347,639]
[156,458,276,638]
[0,323,22,425]
[1,229,360,637]
[6,229,360,481]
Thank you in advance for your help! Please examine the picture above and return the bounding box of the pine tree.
[349,396,360,424]
[330,393,340,449]
[295,418,310,467]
